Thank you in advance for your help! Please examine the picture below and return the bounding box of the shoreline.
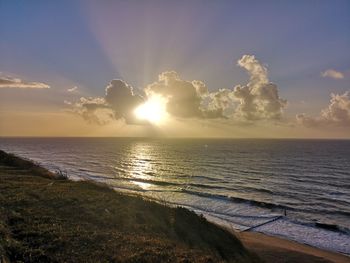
[94,185,350,257]
[198,208,350,262]
[120,191,350,258]
[93,185,350,261]
[1,150,349,262]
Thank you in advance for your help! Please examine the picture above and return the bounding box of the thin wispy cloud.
[321,69,344,80]
[0,75,50,89]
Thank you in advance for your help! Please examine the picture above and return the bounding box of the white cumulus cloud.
[296,91,350,127]
[68,54,288,125]
[232,55,287,120]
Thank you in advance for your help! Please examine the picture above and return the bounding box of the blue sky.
[0,0,349,137]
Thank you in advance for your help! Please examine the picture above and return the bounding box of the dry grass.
[0,150,66,180]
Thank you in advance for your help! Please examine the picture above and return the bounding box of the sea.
[0,138,349,255]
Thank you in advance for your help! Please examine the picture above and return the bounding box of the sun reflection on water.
[127,143,156,190]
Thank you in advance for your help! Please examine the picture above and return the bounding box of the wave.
[111,184,350,235]
[181,189,350,228]
[182,189,288,209]
[290,177,350,189]
[102,175,275,196]
[314,222,346,233]
[70,172,350,222]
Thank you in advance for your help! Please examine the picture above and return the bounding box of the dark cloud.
[68,79,144,125]
[105,79,143,123]
[297,91,350,127]
[0,76,49,89]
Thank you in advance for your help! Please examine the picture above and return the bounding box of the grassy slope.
[0,151,260,263]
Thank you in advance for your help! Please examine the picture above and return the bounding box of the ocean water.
[1,138,349,254]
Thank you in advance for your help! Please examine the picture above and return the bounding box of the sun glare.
[134,95,168,125]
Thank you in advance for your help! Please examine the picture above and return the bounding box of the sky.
[0,0,349,138]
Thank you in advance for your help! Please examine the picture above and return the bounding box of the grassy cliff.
[0,150,260,262]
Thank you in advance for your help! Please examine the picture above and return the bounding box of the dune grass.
[0,150,261,262]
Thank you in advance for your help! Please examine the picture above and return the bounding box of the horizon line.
[0,136,349,140]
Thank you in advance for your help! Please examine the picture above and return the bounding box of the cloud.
[68,54,287,125]
[231,55,287,120]
[145,71,223,119]
[104,79,143,123]
[205,89,235,118]
[0,76,49,89]
[321,69,344,79]
[296,91,350,127]
[67,97,115,125]
[193,55,287,122]
[143,56,288,122]
[68,79,144,125]
[67,86,78,93]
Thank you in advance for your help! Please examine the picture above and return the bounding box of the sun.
[134,94,168,125]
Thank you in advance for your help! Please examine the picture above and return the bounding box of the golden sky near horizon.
[1,55,350,138]
[0,1,349,138]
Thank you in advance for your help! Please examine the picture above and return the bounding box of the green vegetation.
[0,150,260,262]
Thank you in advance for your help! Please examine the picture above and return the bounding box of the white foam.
[253,218,350,255]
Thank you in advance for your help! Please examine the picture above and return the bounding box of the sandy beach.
[239,231,350,263]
